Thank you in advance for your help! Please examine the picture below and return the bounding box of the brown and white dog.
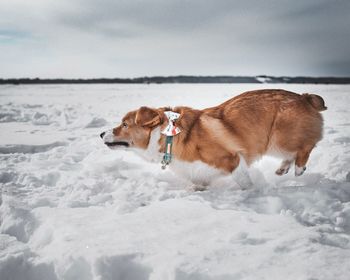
[100,89,326,188]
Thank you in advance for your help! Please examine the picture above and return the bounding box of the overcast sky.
[0,0,349,78]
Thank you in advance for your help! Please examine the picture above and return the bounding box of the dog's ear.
[135,107,161,127]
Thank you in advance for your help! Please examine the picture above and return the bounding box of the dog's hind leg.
[295,146,313,176]
[275,159,292,176]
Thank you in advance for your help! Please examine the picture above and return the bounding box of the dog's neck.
[133,126,163,163]
[133,108,201,165]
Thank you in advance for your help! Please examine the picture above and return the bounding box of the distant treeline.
[1,76,350,85]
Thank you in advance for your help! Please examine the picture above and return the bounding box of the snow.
[0,83,350,280]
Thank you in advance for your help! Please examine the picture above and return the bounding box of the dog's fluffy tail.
[302,93,327,111]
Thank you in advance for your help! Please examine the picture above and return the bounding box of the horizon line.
[1,74,350,79]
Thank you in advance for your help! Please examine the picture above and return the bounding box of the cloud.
[0,0,349,78]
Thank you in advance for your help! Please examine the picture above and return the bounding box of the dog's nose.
[100,132,106,139]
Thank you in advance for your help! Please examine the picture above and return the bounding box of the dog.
[100,89,327,188]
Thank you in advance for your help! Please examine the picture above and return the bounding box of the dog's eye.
[122,122,128,129]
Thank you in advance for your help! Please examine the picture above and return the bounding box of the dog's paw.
[295,166,306,176]
[275,167,289,176]
[187,184,208,192]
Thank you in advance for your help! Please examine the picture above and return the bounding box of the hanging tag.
[161,111,181,136]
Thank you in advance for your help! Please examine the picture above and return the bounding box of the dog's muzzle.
[100,130,130,148]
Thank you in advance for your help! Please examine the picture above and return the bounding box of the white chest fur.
[170,159,226,186]
[133,127,163,163]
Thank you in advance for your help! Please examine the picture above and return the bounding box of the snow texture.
[0,84,350,280]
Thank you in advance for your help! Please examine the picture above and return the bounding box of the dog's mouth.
[105,141,130,147]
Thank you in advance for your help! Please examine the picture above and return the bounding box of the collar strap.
[161,111,181,169]
[161,136,173,169]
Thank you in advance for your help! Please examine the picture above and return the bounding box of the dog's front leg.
[232,155,254,190]
[187,184,208,192]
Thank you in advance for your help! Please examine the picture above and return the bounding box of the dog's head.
[100,107,163,150]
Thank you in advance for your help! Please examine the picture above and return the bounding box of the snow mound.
[0,234,57,280]
[85,117,108,128]
[0,142,67,154]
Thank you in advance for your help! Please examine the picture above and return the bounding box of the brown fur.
[110,89,326,174]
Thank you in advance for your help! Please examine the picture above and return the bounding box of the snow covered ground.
[0,83,350,280]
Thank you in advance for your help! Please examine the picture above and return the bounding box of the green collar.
[160,111,181,169]
[161,135,174,169]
